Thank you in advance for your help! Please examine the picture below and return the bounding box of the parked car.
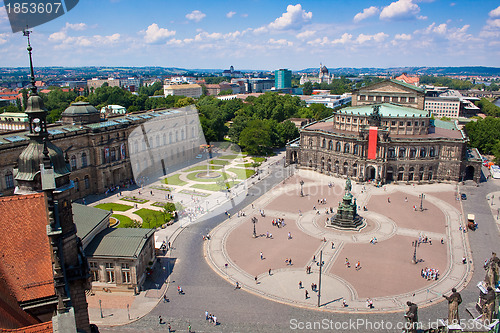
[461,193,467,200]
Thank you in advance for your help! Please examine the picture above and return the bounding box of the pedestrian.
[255,276,258,284]
[205,310,209,320]
[355,261,361,270]
[213,315,217,326]
[188,324,192,333]
[260,251,263,260]
[313,255,316,262]
[343,299,348,307]
[163,294,168,303]
[269,268,272,275]
[305,290,309,299]
[441,238,444,244]
[159,316,163,324]
[331,241,334,249]
[289,258,292,265]
[299,281,302,289]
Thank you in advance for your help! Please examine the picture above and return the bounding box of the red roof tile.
[0,321,52,333]
[0,194,55,303]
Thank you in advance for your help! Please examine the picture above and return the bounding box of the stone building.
[0,105,204,200]
[286,80,482,183]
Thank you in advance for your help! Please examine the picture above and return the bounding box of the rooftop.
[84,227,155,259]
[73,203,111,243]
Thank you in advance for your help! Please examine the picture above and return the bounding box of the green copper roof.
[430,118,458,130]
[73,203,111,241]
[337,103,428,118]
[389,79,425,93]
[84,227,155,259]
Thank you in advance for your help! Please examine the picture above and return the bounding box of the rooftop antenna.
[23,27,37,95]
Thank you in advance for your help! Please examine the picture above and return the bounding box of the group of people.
[421,267,439,280]
[204,311,218,326]
[317,198,328,204]
[202,234,211,241]
[285,258,293,265]
[271,218,286,228]
[237,210,245,217]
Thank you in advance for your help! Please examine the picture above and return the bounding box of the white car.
[196,154,203,159]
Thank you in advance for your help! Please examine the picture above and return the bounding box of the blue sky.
[0,0,499,69]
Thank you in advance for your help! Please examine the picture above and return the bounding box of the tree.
[276,120,299,145]
[239,119,272,155]
[1,104,20,113]
[303,81,313,95]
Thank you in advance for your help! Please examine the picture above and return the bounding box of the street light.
[252,217,258,238]
[419,193,425,211]
[99,299,103,318]
[318,250,324,307]
[127,304,130,320]
[300,180,304,197]
[412,239,418,264]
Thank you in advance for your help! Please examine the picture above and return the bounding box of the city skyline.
[0,1,500,70]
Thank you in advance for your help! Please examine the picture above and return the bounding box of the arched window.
[5,171,14,189]
[398,167,404,181]
[352,163,358,177]
[110,148,116,162]
[343,162,348,175]
[322,139,326,148]
[344,143,350,153]
[156,135,160,147]
[70,155,77,171]
[84,175,90,189]
[388,147,396,158]
[163,134,167,145]
[336,142,341,152]
[328,140,333,150]
[308,138,313,147]
[410,148,417,158]
[74,178,79,192]
[169,132,173,144]
[420,147,426,158]
[81,153,88,168]
[134,141,139,153]
[419,167,424,181]
[192,127,196,138]
[429,147,435,157]
[353,145,359,155]
[408,167,415,181]
[428,166,433,180]
[181,129,185,140]
[175,131,179,142]
[399,148,406,158]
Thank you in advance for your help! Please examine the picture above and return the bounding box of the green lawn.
[133,208,170,229]
[185,165,223,172]
[120,197,149,204]
[235,163,253,168]
[112,214,137,228]
[191,180,238,192]
[217,154,240,160]
[209,159,230,166]
[227,168,255,180]
[95,203,133,212]
[162,174,187,186]
[186,171,231,182]
[252,157,266,163]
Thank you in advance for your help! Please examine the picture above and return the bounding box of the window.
[106,263,114,269]
[384,96,390,102]
[92,271,99,282]
[308,138,313,147]
[359,95,366,101]
[107,270,115,283]
[376,96,382,102]
[84,175,90,189]
[407,121,412,126]
[400,97,407,103]
[90,262,98,269]
[408,97,415,103]
[399,121,404,126]
[420,147,426,158]
[399,148,406,158]
[353,118,357,124]
[122,271,131,284]
[410,148,417,158]
[110,148,116,162]
[328,140,333,150]
[322,139,326,148]
[121,263,130,270]
[169,133,172,144]
[353,145,359,155]
[344,143,350,153]
[368,96,374,101]
[70,155,77,170]
[335,142,341,152]
[156,136,160,147]
[74,178,79,192]
[429,147,435,157]
[392,97,398,103]
[414,121,419,126]
[391,121,396,126]
[388,147,396,158]
[5,171,14,189]
[81,153,88,168]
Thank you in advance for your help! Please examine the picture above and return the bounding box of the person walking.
[260,251,263,260]
[159,316,163,324]
[269,268,272,275]
[299,281,302,289]
[305,290,309,299]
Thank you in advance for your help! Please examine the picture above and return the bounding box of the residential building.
[275,69,292,89]
[163,84,202,98]
[100,104,127,116]
[301,93,352,109]
[0,112,29,132]
[87,78,121,90]
[424,96,462,118]
[231,78,274,93]
[395,73,420,86]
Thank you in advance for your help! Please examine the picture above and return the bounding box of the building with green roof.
[286,80,481,183]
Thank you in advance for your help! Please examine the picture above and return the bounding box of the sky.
[0,0,499,70]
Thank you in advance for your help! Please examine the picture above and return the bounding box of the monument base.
[327,215,366,231]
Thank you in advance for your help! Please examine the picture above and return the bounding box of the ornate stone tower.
[13,30,91,332]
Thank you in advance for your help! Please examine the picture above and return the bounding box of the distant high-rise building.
[275,69,292,89]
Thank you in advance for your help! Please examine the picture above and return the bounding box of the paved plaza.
[206,170,472,313]
[85,155,500,332]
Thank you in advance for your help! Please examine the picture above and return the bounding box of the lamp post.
[412,239,418,264]
[419,193,425,211]
[300,180,304,197]
[99,299,103,318]
[318,250,323,307]
[252,217,258,238]
[127,304,130,320]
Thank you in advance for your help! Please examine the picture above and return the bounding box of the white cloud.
[489,5,500,18]
[64,22,87,31]
[380,0,420,21]
[241,13,248,18]
[332,33,353,44]
[356,32,388,44]
[296,30,316,39]
[0,33,8,45]
[194,32,223,42]
[417,15,428,20]
[487,18,500,28]
[253,26,268,34]
[0,6,8,25]
[186,10,206,22]
[450,2,456,6]
[353,6,380,23]
[268,4,312,30]
[226,11,236,18]
[224,30,241,39]
[307,37,330,46]
[144,23,175,44]
[395,33,412,40]
[268,38,293,47]
[49,29,120,48]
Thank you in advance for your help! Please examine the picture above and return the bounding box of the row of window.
[358,95,416,103]
[90,262,131,283]
[336,116,425,128]
[70,152,88,171]
[74,175,90,192]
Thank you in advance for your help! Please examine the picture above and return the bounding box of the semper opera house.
[286,79,482,184]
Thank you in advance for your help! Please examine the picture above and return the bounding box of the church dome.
[62,101,99,116]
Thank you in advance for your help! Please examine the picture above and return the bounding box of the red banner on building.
[368,126,378,160]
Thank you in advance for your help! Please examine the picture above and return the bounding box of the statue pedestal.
[327,191,366,230]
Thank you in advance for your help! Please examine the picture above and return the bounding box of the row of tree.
[464,117,500,163]
[420,75,499,91]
